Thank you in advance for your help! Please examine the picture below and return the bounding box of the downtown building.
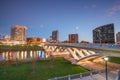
[11,25,27,44]
[27,37,46,45]
[116,32,120,44]
[93,23,115,44]
[52,30,59,42]
[3,35,11,41]
[69,34,78,43]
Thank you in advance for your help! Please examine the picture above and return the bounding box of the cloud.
[108,5,120,16]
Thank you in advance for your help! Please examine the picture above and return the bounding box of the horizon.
[0,0,120,42]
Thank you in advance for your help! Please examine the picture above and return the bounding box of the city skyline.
[0,0,120,42]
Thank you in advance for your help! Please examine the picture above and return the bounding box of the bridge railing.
[45,43,120,49]
[56,43,120,49]
[78,43,120,49]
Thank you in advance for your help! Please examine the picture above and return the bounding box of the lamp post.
[104,57,109,80]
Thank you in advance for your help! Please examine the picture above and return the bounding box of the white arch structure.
[44,45,101,63]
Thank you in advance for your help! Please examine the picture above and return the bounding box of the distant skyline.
[0,0,120,42]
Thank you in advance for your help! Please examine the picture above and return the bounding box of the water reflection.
[0,50,45,61]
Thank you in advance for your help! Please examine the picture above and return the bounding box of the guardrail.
[48,70,101,80]
[46,43,120,49]
[76,43,120,49]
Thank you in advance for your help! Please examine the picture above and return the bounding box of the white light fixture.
[104,57,109,61]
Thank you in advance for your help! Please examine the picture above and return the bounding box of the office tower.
[116,32,120,43]
[0,33,2,39]
[11,25,27,41]
[69,34,78,43]
[93,23,115,44]
[52,30,59,42]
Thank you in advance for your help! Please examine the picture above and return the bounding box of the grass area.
[0,58,88,80]
[108,56,120,64]
[0,45,43,52]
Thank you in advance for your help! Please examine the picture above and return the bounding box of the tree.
[31,51,36,74]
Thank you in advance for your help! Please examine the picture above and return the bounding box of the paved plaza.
[63,56,120,80]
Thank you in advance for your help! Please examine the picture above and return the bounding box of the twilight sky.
[0,0,120,42]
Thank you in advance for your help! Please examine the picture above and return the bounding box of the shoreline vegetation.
[0,45,44,52]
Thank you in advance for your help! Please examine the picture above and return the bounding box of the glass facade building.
[52,30,59,42]
[93,23,115,44]
[11,25,27,41]
[116,32,120,43]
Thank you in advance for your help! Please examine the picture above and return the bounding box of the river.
[0,50,46,61]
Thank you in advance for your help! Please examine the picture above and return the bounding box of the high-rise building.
[11,25,27,42]
[0,33,2,40]
[93,23,115,44]
[116,32,120,43]
[52,30,59,42]
[69,34,78,43]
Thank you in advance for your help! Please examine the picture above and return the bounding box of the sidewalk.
[65,57,118,80]
[73,74,113,80]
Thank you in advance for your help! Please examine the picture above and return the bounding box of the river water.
[0,50,46,61]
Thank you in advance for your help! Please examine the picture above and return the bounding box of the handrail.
[45,43,120,49]
[48,70,102,80]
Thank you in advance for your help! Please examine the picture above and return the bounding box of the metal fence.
[46,43,120,49]
[77,43,120,49]
[62,43,120,49]
[48,70,101,80]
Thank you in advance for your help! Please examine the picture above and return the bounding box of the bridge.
[44,43,120,63]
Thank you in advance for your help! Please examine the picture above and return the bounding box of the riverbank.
[0,45,44,52]
[0,57,88,80]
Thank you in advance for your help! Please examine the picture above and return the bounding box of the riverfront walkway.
[48,53,120,80]
[63,56,119,80]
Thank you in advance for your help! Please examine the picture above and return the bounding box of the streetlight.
[104,57,109,80]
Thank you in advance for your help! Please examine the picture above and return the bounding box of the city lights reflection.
[0,50,45,61]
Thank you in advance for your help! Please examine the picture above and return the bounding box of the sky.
[0,0,120,42]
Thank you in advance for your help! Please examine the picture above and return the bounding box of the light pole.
[104,57,109,80]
